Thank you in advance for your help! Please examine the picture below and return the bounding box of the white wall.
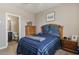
[35,4,79,37]
[0,4,35,49]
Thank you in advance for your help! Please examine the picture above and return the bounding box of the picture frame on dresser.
[71,35,78,41]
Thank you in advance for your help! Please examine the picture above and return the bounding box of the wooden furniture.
[25,26,36,36]
[59,26,64,40]
[8,32,12,42]
[61,39,78,53]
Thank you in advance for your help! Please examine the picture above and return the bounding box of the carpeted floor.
[55,49,75,55]
[0,41,76,55]
[0,41,17,55]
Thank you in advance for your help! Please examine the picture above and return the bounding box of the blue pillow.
[38,32,43,35]
[43,25,49,33]
[49,27,60,37]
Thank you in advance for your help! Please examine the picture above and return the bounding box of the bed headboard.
[41,24,64,40]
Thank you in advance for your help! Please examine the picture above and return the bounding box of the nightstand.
[60,39,78,53]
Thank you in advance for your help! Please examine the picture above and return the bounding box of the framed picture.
[27,21,32,26]
[71,35,78,41]
[47,12,55,22]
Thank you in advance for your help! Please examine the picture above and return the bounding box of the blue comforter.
[17,34,61,55]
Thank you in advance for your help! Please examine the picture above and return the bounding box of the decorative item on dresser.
[25,26,36,36]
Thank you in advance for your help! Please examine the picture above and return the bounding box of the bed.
[16,24,63,55]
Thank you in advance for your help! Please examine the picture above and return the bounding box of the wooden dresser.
[25,26,36,36]
[61,39,78,53]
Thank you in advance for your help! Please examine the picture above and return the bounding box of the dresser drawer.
[25,26,36,35]
[61,39,77,52]
[64,40,77,45]
[63,44,76,50]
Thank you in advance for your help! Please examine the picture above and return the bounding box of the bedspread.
[17,34,61,55]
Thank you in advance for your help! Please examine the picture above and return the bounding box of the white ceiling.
[20,3,61,14]
[0,3,61,14]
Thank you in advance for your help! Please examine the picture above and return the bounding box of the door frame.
[6,12,21,47]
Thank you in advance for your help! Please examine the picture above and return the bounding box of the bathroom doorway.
[6,13,21,47]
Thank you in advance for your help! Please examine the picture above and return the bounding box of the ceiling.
[20,3,61,14]
[0,3,61,14]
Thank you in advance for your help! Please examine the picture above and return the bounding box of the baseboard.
[0,44,8,49]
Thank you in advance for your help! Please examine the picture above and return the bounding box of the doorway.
[6,13,21,47]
